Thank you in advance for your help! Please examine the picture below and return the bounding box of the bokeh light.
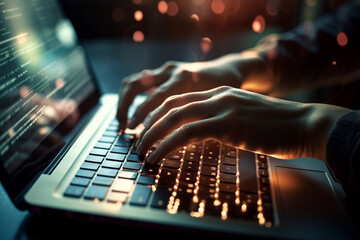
[211,0,225,15]
[132,0,143,5]
[167,1,179,17]
[133,30,145,42]
[158,1,168,14]
[336,32,348,47]
[134,10,143,21]
[200,37,212,53]
[252,15,266,33]
[112,7,125,23]
[190,13,200,23]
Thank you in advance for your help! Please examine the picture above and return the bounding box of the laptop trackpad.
[275,166,344,222]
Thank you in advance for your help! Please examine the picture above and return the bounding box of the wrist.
[304,103,351,161]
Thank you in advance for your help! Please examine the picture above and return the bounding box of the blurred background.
[57,0,350,98]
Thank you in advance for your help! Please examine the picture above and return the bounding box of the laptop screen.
[0,0,99,193]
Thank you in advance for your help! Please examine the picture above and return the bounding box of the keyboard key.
[184,152,201,162]
[98,137,115,143]
[84,185,109,200]
[76,169,95,178]
[108,192,128,203]
[219,183,236,193]
[182,161,199,172]
[150,187,172,209]
[127,154,143,162]
[70,177,91,187]
[106,152,126,161]
[141,164,159,176]
[112,179,134,192]
[64,185,85,198]
[220,173,237,184]
[258,169,269,177]
[166,150,183,160]
[94,142,112,150]
[119,133,135,142]
[130,185,152,206]
[137,175,155,185]
[123,162,142,171]
[111,146,129,154]
[80,162,100,171]
[221,156,236,166]
[202,155,218,166]
[103,131,118,138]
[85,155,104,164]
[90,148,108,156]
[92,176,114,186]
[97,167,118,178]
[114,140,132,147]
[102,160,122,169]
[200,165,217,177]
[199,176,216,188]
[238,150,257,193]
[118,171,138,180]
[180,171,197,183]
[220,165,236,175]
[163,158,181,169]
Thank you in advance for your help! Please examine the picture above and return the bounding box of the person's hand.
[116,52,268,132]
[136,86,351,165]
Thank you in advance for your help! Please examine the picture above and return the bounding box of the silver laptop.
[0,0,357,239]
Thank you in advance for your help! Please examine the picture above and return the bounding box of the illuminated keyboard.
[64,119,274,227]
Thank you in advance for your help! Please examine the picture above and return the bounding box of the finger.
[116,70,163,131]
[137,90,214,145]
[137,99,215,156]
[146,117,222,165]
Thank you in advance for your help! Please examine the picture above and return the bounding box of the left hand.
[136,86,351,165]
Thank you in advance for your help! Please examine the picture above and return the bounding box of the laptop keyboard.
[64,119,274,227]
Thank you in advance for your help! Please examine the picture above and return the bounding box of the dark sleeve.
[326,111,360,197]
[255,0,360,95]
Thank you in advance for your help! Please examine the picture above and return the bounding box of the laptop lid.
[0,0,101,208]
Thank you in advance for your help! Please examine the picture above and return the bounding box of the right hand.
[116,53,266,132]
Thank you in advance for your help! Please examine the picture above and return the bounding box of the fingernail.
[147,151,156,165]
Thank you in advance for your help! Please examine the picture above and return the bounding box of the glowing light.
[200,37,212,53]
[112,7,125,23]
[133,30,145,42]
[167,1,179,17]
[39,127,50,135]
[16,33,27,45]
[158,1,168,14]
[332,60,337,65]
[190,13,200,22]
[134,10,143,22]
[337,32,348,47]
[20,86,30,98]
[55,78,65,89]
[221,202,228,220]
[252,15,266,33]
[211,0,225,15]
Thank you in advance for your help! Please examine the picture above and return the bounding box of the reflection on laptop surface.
[0,0,357,239]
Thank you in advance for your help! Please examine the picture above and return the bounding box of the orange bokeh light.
[190,13,200,22]
[211,0,225,15]
[167,1,179,17]
[158,1,168,14]
[200,37,212,53]
[252,15,266,34]
[134,10,143,21]
[337,32,348,47]
[133,30,145,42]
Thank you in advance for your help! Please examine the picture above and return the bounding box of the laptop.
[0,0,357,239]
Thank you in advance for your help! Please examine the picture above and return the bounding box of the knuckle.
[178,123,192,137]
[163,60,178,70]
